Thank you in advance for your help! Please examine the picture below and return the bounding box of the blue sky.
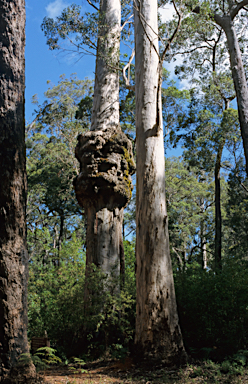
[25,0,182,155]
[25,0,95,123]
[25,1,180,123]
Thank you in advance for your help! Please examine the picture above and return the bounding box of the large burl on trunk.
[74,125,135,274]
[73,0,136,279]
[0,0,37,382]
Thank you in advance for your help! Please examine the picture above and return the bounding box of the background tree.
[165,157,215,271]
[163,4,241,270]
[165,0,248,176]
[26,75,92,265]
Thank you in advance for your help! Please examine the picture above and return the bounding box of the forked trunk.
[134,0,186,364]
[0,0,35,380]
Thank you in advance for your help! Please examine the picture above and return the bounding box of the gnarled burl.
[74,126,135,275]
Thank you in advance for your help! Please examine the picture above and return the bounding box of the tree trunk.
[91,0,120,132]
[87,0,121,274]
[86,205,124,274]
[218,16,248,177]
[214,140,224,272]
[0,0,35,380]
[134,0,186,364]
[199,197,207,270]
[74,0,135,283]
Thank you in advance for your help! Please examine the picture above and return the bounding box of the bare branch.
[241,181,248,193]
[230,0,248,19]
[120,14,134,31]
[86,0,99,12]
[171,44,214,58]
[160,0,182,62]
[123,49,135,91]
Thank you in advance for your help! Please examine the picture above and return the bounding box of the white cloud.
[159,4,176,23]
[46,0,69,18]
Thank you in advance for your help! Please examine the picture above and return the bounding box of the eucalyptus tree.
[225,158,248,260]
[167,0,248,176]
[0,0,36,381]
[134,0,186,363]
[42,1,135,279]
[165,157,215,271]
[164,0,243,270]
[73,0,135,280]
[26,75,92,265]
[171,77,240,270]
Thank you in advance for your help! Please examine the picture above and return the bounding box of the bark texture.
[134,0,186,364]
[74,0,135,277]
[0,0,36,381]
[74,127,135,273]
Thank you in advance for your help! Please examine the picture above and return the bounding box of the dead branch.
[123,49,135,91]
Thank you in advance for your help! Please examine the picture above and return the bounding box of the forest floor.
[39,358,248,384]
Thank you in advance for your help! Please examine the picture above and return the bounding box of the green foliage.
[175,260,248,358]
[17,348,62,373]
[68,357,87,374]
[165,157,215,269]
[26,75,92,265]
[41,4,99,54]
[17,353,33,368]
[28,244,136,358]
[34,347,62,365]
[82,264,135,359]
[224,159,248,260]
[28,237,86,351]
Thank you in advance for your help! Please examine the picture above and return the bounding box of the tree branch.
[160,0,182,62]
[123,49,135,91]
[120,14,134,31]
[86,0,99,12]
[230,0,248,19]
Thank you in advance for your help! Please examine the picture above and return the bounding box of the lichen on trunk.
[74,126,135,275]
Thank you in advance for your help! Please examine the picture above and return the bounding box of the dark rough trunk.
[0,0,36,381]
[218,16,248,177]
[214,141,224,272]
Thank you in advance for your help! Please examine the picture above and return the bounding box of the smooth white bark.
[91,0,121,132]
[134,0,185,363]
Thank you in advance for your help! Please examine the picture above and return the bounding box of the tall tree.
[26,75,92,265]
[0,0,35,381]
[134,0,186,363]
[74,0,135,279]
[165,157,215,271]
[174,0,248,176]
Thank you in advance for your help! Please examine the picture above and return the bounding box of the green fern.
[34,346,62,365]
